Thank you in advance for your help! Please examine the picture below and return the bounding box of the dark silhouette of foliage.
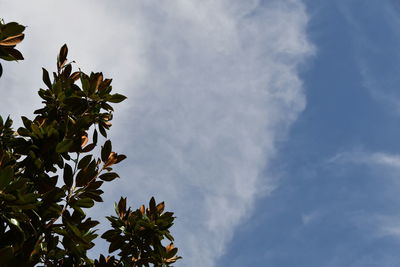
[0,19,25,77]
[0,19,181,266]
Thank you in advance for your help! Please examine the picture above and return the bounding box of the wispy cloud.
[336,0,400,115]
[329,3,400,254]
[330,150,400,170]
[301,210,320,225]
[0,1,313,266]
[330,150,400,246]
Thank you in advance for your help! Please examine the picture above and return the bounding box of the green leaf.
[166,247,178,258]
[4,116,12,128]
[75,160,97,187]
[101,140,112,162]
[56,139,74,153]
[21,116,32,130]
[9,218,19,227]
[99,172,119,182]
[82,191,103,202]
[38,88,52,101]
[98,124,107,138]
[107,93,127,103]
[0,47,23,61]
[1,22,25,37]
[0,166,14,190]
[0,246,13,264]
[75,198,94,208]
[63,163,73,188]
[58,44,68,68]
[63,63,72,78]
[0,193,16,201]
[63,97,88,114]
[30,123,42,137]
[17,127,30,136]
[101,229,117,240]
[93,129,98,144]
[81,76,90,93]
[8,48,24,60]
[7,218,25,240]
[78,155,92,169]
[72,205,85,217]
[42,67,52,88]
[109,237,124,253]
[149,197,156,214]
[165,232,174,242]
[101,102,114,112]
[66,222,82,238]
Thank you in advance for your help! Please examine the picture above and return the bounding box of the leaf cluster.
[99,197,181,266]
[0,20,180,267]
[0,19,25,77]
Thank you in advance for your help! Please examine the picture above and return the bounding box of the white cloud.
[330,151,400,170]
[0,1,313,266]
[301,210,320,225]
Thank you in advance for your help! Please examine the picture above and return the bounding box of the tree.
[0,19,181,266]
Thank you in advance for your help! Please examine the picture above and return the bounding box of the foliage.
[0,19,181,266]
[0,19,25,77]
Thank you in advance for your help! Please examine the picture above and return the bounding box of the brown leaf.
[104,152,118,167]
[95,73,103,91]
[0,33,24,46]
[139,205,145,215]
[81,135,89,147]
[99,78,112,91]
[82,143,96,152]
[58,44,68,68]
[165,257,179,263]
[35,117,46,127]
[3,47,24,60]
[70,71,80,81]
[165,243,174,253]
[118,197,127,218]
[156,202,165,214]
[114,154,127,164]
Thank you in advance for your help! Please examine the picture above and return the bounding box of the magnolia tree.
[0,20,181,266]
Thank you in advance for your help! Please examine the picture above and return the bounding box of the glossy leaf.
[78,155,92,169]
[58,44,68,68]
[99,172,119,182]
[75,198,95,208]
[56,139,74,153]
[42,67,52,88]
[1,22,25,37]
[107,94,127,103]
[63,163,73,188]
[101,140,112,162]
[0,166,14,190]
[0,33,24,46]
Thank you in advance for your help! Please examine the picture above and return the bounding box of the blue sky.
[219,1,400,266]
[2,0,400,266]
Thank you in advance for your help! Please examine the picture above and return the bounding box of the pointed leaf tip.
[58,44,68,68]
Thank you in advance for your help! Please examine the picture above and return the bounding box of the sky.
[1,0,400,266]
